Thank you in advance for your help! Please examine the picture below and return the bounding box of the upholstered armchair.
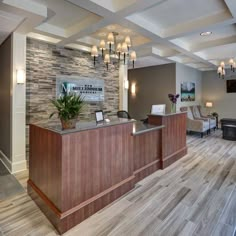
[196,105,216,131]
[190,106,216,132]
[180,107,210,138]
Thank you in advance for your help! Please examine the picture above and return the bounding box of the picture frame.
[181,82,195,102]
[95,110,104,123]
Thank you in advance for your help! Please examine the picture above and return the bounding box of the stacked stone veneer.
[26,38,120,158]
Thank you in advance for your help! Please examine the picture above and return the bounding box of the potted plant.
[49,93,85,130]
[168,93,180,113]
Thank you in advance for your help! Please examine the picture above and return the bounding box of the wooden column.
[133,129,162,183]
[148,113,187,169]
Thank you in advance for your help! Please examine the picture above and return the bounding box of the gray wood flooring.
[0,131,236,236]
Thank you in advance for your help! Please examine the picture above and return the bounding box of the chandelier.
[217,59,236,79]
[90,32,137,70]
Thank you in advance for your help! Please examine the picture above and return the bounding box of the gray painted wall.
[176,63,202,110]
[202,70,236,119]
[0,36,11,160]
[128,63,176,120]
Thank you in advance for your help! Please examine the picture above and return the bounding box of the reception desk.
[28,115,186,234]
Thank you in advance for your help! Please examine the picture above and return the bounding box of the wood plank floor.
[0,131,236,236]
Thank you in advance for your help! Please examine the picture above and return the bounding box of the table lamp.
[206,102,213,115]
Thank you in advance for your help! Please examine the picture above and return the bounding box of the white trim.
[11,160,27,173]
[0,150,12,173]
[0,150,27,174]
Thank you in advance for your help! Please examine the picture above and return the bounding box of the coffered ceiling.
[0,0,236,70]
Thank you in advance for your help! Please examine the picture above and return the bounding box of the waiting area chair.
[196,105,216,131]
[180,106,210,138]
[117,110,131,119]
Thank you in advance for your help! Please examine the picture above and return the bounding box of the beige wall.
[176,63,202,110]
[0,36,12,160]
[128,63,176,120]
[202,70,236,119]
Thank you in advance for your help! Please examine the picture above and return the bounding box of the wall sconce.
[124,80,129,90]
[131,83,136,96]
[16,69,25,84]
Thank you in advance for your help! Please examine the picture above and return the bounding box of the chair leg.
[201,132,204,138]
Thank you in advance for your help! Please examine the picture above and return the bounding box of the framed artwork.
[181,82,195,102]
[95,110,104,123]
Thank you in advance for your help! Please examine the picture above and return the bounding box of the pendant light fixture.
[217,59,236,79]
[99,40,106,58]
[107,33,114,53]
[130,51,137,69]
[91,46,98,67]
[90,31,137,70]
[104,53,110,70]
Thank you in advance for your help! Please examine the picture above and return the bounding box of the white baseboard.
[12,160,27,173]
[0,150,12,173]
[0,150,27,174]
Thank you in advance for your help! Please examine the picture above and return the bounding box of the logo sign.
[56,75,104,102]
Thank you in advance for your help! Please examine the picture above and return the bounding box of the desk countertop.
[32,119,164,136]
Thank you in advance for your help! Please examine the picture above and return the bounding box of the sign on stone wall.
[56,75,104,102]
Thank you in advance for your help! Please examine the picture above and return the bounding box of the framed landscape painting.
[181,82,195,102]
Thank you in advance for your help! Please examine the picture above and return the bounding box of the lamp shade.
[125,36,131,47]
[107,33,114,44]
[104,53,110,63]
[229,58,234,65]
[116,43,122,52]
[206,102,213,108]
[91,46,98,57]
[217,66,222,74]
[121,42,128,54]
[130,51,137,61]
[99,40,106,50]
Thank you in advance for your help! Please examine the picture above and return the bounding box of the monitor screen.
[151,104,166,114]
[227,80,236,93]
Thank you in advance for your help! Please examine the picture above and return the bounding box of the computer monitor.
[151,104,166,114]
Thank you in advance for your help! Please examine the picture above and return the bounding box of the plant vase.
[170,103,176,113]
[60,118,77,130]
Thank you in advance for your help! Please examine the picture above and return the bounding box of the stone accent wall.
[26,38,120,158]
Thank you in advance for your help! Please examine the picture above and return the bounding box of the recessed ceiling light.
[200,31,212,36]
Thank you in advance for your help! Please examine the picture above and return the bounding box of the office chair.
[117,110,131,119]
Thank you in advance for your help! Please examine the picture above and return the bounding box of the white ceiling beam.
[191,35,236,52]
[224,0,236,18]
[35,23,66,38]
[117,0,167,17]
[0,0,47,34]
[164,11,234,40]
